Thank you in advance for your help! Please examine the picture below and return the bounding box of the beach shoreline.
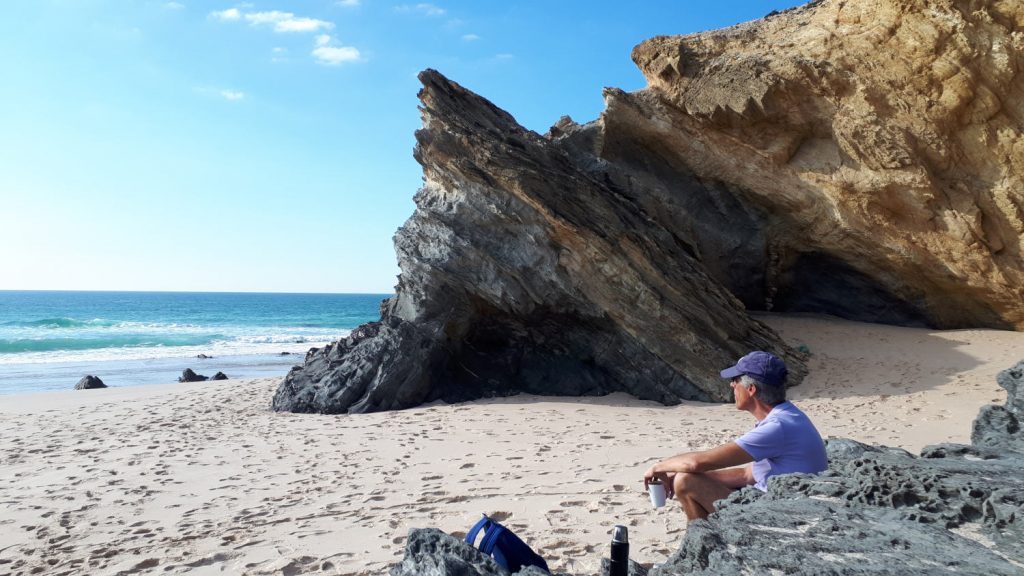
[1,314,1021,575]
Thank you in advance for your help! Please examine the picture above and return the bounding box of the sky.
[0,0,806,294]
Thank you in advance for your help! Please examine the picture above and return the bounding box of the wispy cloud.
[462,33,480,42]
[337,0,360,6]
[163,2,185,10]
[194,86,246,101]
[311,35,360,65]
[495,53,514,60]
[244,10,334,33]
[211,6,359,66]
[395,3,445,17]
[209,8,241,20]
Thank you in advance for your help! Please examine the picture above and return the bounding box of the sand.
[1,314,1021,575]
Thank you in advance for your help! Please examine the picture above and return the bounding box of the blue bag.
[465,514,550,573]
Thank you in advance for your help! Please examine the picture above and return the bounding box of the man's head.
[720,351,788,407]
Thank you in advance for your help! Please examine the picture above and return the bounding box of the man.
[643,351,827,520]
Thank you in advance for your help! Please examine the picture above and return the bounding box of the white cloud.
[164,2,185,10]
[495,53,513,60]
[245,10,334,33]
[462,33,480,41]
[337,0,360,6]
[194,86,246,100]
[395,3,445,17]
[210,6,360,64]
[209,8,241,20]
[312,45,360,65]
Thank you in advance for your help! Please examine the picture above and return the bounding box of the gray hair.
[739,374,787,406]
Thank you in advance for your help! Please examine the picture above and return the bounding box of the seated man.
[643,351,827,520]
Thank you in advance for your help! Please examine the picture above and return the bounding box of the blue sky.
[0,0,805,294]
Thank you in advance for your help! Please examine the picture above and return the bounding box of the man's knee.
[673,472,700,496]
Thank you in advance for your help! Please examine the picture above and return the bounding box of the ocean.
[0,291,389,395]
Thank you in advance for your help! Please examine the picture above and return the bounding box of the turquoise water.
[0,291,388,395]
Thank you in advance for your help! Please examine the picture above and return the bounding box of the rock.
[279,352,291,356]
[178,369,208,383]
[74,375,106,390]
[210,372,228,381]
[626,0,1024,329]
[599,558,649,576]
[388,528,509,576]
[196,354,212,359]
[275,0,1024,414]
[389,528,580,576]
[272,69,805,414]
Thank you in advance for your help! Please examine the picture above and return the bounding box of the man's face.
[731,376,753,410]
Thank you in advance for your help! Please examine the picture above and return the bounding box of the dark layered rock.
[388,361,1024,574]
[211,372,228,381]
[178,369,208,383]
[74,375,106,390]
[272,70,805,414]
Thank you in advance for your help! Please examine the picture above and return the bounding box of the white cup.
[648,481,667,508]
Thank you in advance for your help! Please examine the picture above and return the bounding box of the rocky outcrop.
[272,70,804,414]
[274,0,1023,414]
[179,369,208,383]
[211,372,228,381]
[625,0,1024,328]
[387,361,1024,574]
[74,375,106,390]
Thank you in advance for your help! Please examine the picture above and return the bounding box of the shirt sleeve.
[735,420,785,461]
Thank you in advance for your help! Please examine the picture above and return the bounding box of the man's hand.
[643,444,754,497]
[643,464,675,499]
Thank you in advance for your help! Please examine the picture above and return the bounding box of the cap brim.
[720,366,743,379]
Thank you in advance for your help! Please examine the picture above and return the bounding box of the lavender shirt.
[735,401,828,491]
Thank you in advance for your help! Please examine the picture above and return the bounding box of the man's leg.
[672,472,737,521]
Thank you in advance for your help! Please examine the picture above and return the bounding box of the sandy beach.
[1,314,1021,575]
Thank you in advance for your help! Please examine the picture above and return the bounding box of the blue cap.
[720,351,788,387]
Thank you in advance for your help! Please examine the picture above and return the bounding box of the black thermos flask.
[609,525,629,576]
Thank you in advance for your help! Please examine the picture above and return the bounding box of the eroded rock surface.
[273,70,803,414]
[626,0,1024,329]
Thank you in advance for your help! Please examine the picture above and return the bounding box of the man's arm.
[644,442,754,487]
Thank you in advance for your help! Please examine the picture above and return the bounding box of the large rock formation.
[272,73,805,413]
[624,0,1024,328]
[274,0,1023,414]
[387,361,1024,574]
